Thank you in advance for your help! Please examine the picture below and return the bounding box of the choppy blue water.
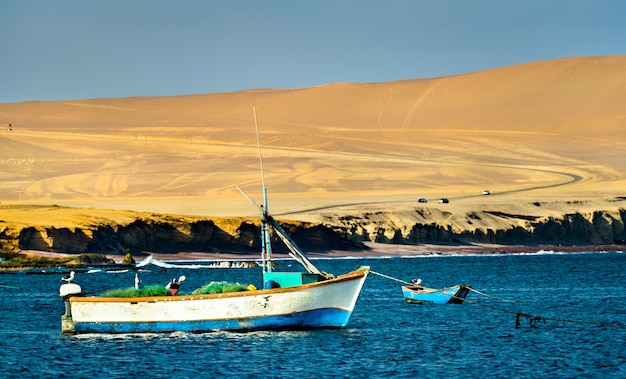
[1,252,625,378]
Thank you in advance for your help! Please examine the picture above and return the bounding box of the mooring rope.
[463,297,626,328]
[367,269,413,285]
[368,269,626,328]
[468,287,518,303]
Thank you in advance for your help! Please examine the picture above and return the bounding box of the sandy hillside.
[1,55,625,223]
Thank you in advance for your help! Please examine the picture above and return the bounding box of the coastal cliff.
[330,208,626,246]
[1,204,625,256]
[0,205,359,255]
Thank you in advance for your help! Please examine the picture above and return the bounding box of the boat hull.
[402,284,470,304]
[66,269,368,334]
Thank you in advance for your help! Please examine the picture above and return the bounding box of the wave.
[135,255,258,269]
[307,250,625,260]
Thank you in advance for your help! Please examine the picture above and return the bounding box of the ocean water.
[1,252,625,378]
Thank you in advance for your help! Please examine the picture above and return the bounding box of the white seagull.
[134,273,142,289]
[61,271,75,283]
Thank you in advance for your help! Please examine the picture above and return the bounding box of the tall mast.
[253,106,272,272]
[247,106,330,279]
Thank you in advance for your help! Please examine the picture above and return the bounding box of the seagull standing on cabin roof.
[61,271,75,284]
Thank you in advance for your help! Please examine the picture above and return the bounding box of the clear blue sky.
[1,0,625,103]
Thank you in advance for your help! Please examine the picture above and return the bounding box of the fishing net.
[100,285,170,297]
[98,282,256,297]
[191,281,255,295]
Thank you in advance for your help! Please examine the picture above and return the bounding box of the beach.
[20,242,625,266]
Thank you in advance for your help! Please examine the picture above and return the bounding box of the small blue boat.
[402,283,471,304]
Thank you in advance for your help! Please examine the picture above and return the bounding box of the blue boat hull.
[73,308,352,333]
[402,284,470,304]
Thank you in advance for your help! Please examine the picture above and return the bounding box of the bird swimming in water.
[61,271,75,283]
[165,275,186,296]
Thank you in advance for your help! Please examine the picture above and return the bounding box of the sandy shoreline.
[21,242,625,264]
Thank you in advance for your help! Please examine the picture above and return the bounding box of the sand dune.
[1,55,625,222]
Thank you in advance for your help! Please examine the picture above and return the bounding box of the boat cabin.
[264,272,325,288]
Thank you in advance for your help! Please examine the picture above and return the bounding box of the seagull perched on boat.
[61,271,75,284]
[165,275,186,296]
[411,278,422,285]
[134,273,142,289]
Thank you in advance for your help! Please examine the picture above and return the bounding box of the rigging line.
[253,105,266,195]
[252,105,272,272]
[368,270,413,285]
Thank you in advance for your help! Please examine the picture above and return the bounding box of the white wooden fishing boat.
[59,107,369,334]
[61,269,367,333]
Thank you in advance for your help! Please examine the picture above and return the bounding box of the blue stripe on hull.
[73,308,353,334]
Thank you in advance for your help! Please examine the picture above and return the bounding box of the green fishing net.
[191,281,254,295]
[100,285,170,297]
[98,282,256,297]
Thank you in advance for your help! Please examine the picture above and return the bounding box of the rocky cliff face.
[1,208,625,255]
[334,209,626,246]
[1,217,362,255]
